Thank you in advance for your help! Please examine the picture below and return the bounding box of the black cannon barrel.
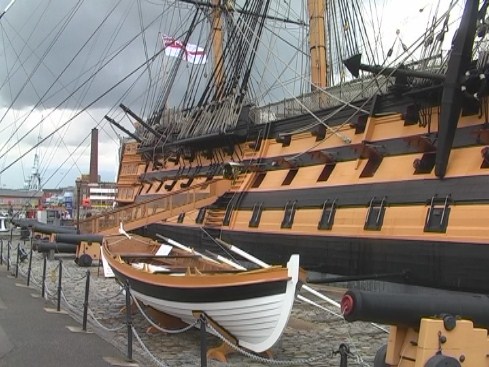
[11,218,38,228]
[54,233,103,244]
[36,241,78,254]
[31,223,77,235]
[341,289,489,329]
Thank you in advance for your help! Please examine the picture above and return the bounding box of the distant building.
[73,128,117,215]
[41,188,75,218]
[0,189,43,217]
[75,176,117,215]
[89,185,117,210]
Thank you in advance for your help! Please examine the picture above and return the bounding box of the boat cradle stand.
[119,301,188,333]
[192,311,273,363]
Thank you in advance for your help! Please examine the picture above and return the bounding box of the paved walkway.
[0,233,388,367]
[0,264,136,367]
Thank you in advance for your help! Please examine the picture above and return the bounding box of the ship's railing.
[138,77,387,144]
[250,54,449,125]
[133,54,450,143]
[250,76,389,124]
[78,178,228,235]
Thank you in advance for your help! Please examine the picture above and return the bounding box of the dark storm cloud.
[0,0,194,115]
[0,0,203,190]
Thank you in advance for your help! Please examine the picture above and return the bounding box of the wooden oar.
[156,233,220,264]
[204,250,247,270]
[214,238,340,308]
[214,238,388,333]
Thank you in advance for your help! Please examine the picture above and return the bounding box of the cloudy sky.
[0,0,463,190]
[0,0,200,189]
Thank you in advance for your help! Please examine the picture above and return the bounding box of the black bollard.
[15,243,20,278]
[1,239,3,266]
[125,281,133,361]
[41,256,47,298]
[333,343,350,367]
[82,270,90,331]
[200,315,208,367]
[27,236,34,286]
[6,241,10,271]
[57,259,62,312]
[9,228,14,271]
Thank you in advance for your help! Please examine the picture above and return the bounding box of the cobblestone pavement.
[0,234,387,367]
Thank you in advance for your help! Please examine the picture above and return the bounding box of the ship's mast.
[307,0,327,90]
[211,0,225,89]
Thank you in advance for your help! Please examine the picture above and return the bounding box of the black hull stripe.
[111,267,288,303]
[139,123,484,183]
[137,223,489,295]
[223,175,489,209]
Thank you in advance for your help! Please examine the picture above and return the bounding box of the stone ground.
[0,233,387,367]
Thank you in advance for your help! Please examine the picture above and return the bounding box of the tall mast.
[211,0,225,89]
[307,0,327,90]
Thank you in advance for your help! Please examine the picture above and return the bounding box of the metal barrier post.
[200,314,207,367]
[41,256,47,298]
[125,281,133,361]
[57,259,62,312]
[334,343,350,367]
[27,235,34,286]
[15,243,19,278]
[0,239,3,265]
[6,241,10,271]
[82,270,90,331]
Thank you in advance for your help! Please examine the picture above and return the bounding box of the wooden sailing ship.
[79,0,489,295]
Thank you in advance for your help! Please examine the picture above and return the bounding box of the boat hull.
[105,246,302,353]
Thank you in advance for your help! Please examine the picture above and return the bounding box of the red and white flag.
[163,35,207,65]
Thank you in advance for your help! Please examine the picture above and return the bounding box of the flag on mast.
[163,35,207,65]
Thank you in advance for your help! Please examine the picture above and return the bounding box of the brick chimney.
[89,128,98,183]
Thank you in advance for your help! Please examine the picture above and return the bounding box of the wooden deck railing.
[79,178,229,235]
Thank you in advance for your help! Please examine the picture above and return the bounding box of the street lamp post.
[76,179,81,234]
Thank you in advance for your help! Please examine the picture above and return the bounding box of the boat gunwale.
[102,238,298,289]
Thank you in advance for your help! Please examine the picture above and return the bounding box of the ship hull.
[137,223,489,294]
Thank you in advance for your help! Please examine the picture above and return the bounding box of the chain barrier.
[42,279,56,299]
[19,266,41,287]
[60,263,87,283]
[41,261,59,299]
[89,285,124,302]
[48,262,60,283]
[26,269,43,289]
[131,326,170,367]
[58,261,77,278]
[60,290,83,313]
[131,294,198,334]
[2,235,384,367]
[14,251,125,333]
[342,325,374,367]
[297,287,387,366]
[59,278,126,332]
[59,290,85,326]
[206,322,331,366]
[86,307,126,332]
